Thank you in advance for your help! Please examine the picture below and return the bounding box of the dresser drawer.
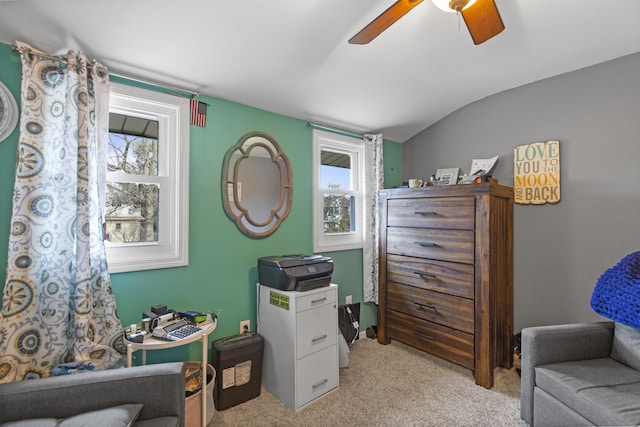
[386,309,474,369]
[387,197,475,230]
[386,254,474,299]
[386,227,474,264]
[296,302,337,359]
[387,281,474,334]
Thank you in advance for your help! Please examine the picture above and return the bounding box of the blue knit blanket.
[591,251,640,329]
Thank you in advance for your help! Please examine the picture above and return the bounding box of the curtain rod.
[108,71,199,98]
[307,122,363,139]
[11,42,199,98]
[11,41,107,74]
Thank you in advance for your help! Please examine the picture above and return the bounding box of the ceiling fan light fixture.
[432,0,477,13]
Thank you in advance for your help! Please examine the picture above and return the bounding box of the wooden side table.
[125,321,217,427]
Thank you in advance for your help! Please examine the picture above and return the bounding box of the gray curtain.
[362,133,383,304]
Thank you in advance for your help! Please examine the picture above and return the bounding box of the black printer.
[257,254,333,292]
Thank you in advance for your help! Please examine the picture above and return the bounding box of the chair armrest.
[0,362,186,424]
[520,321,614,425]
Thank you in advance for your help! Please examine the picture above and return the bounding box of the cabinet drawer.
[296,302,337,359]
[296,287,336,312]
[387,197,475,230]
[387,227,474,264]
[386,254,474,299]
[296,345,338,409]
[387,281,474,334]
[386,309,474,369]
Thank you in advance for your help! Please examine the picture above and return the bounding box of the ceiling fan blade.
[461,0,504,45]
[349,0,424,45]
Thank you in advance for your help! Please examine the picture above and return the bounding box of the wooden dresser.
[377,183,513,388]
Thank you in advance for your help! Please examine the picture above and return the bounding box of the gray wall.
[402,52,640,333]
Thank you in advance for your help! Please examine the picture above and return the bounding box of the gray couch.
[521,321,640,426]
[0,362,186,427]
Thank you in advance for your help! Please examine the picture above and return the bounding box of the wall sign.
[514,140,560,205]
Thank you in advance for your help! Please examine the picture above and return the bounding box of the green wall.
[0,42,402,364]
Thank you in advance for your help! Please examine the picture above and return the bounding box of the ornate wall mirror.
[222,131,293,238]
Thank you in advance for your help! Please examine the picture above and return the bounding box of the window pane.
[105,182,159,243]
[321,150,351,190]
[109,113,159,139]
[108,114,159,176]
[323,193,355,234]
[105,83,189,272]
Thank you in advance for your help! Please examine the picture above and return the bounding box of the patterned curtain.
[362,134,383,304]
[0,42,124,382]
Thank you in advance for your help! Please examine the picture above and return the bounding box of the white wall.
[402,52,640,332]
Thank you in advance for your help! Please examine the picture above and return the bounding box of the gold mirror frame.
[222,132,293,238]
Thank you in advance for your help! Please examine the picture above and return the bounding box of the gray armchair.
[521,321,640,426]
[0,362,186,427]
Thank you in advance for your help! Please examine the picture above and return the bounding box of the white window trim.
[105,82,189,273]
[313,129,364,253]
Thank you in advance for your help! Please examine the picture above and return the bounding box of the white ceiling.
[1,0,639,142]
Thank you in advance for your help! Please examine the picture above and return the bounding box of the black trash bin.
[211,332,264,411]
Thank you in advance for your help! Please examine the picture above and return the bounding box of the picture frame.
[435,168,459,185]
[0,80,19,144]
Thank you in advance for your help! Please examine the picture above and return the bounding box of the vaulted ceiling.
[1,0,639,142]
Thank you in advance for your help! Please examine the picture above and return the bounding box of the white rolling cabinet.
[257,283,338,411]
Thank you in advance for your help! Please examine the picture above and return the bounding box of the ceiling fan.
[349,0,504,45]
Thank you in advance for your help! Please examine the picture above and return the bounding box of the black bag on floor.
[338,304,359,345]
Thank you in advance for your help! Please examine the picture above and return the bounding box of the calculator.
[153,320,202,341]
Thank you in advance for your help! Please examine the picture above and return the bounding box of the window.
[313,130,364,252]
[105,82,189,273]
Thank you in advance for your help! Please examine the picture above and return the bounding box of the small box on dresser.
[378,183,513,388]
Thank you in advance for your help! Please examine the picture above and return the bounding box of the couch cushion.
[58,404,142,427]
[1,404,143,427]
[533,387,593,427]
[536,357,640,426]
[612,321,640,371]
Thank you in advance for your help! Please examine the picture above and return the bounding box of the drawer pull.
[311,334,328,343]
[311,297,327,304]
[413,331,434,340]
[413,271,436,278]
[414,211,438,216]
[414,241,437,247]
[312,378,328,389]
[413,301,436,310]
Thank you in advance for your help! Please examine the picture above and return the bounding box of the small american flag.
[190,98,207,127]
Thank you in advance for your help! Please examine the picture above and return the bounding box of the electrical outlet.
[346,295,352,305]
[240,320,250,334]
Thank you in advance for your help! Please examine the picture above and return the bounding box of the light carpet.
[210,337,526,426]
